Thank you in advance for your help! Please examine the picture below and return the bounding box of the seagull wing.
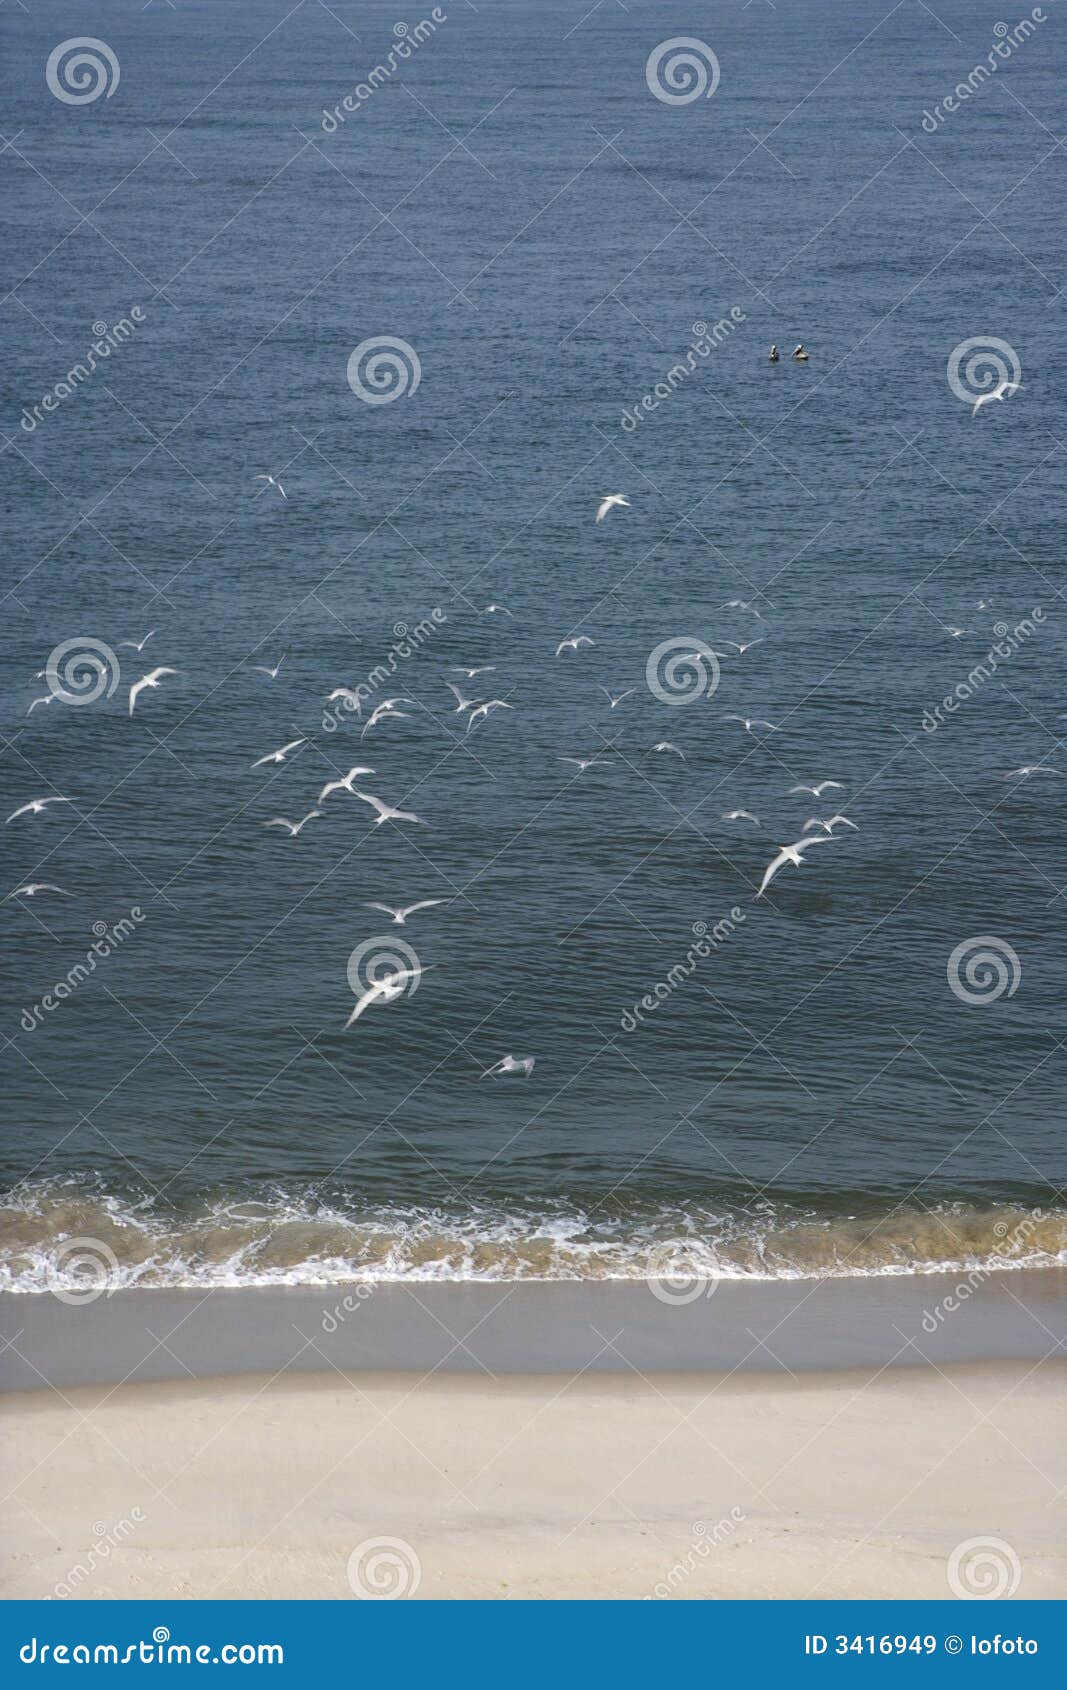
[757,850,791,897]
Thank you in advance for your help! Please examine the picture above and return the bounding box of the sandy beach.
[3,1357,1065,1601]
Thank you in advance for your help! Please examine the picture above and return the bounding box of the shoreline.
[3,1265,1065,1390]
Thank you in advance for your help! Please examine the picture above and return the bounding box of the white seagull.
[345,965,424,1027]
[757,835,835,898]
[6,796,75,824]
[254,473,286,498]
[363,899,446,926]
[326,687,363,716]
[482,603,513,616]
[972,380,1023,418]
[481,1054,535,1078]
[252,652,287,679]
[263,811,322,837]
[251,738,305,769]
[650,742,685,758]
[559,756,612,773]
[451,665,496,679]
[119,630,156,653]
[789,780,845,798]
[556,636,595,656]
[7,883,70,900]
[598,686,634,709]
[317,766,375,804]
[723,638,766,656]
[467,699,513,732]
[352,792,427,827]
[129,667,177,716]
[446,682,476,714]
[803,814,858,834]
[27,695,55,714]
[362,698,414,737]
[1002,764,1061,779]
[723,810,760,825]
[595,494,630,523]
[718,600,762,618]
[724,715,778,733]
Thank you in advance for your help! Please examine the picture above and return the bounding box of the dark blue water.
[2,0,1065,1284]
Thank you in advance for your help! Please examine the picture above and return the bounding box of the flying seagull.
[598,686,634,709]
[595,494,630,523]
[650,742,685,758]
[6,796,75,824]
[723,810,760,825]
[252,652,287,679]
[803,814,858,835]
[482,603,513,616]
[317,766,375,803]
[326,687,362,713]
[556,636,595,656]
[718,600,762,618]
[481,1054,535,1078]
[1001,764,1061,779]
[723,715,777,733]
[972,380,1023,418]
[363,899,446,926]
[7,883,70,900]
[254,473,286,498]
[26,695,55,715]
[352,792,427,826]
[362,699,414,737]
[467,699,513,732]
[119,631,156,653]
[129,667,177,716]
[789,780,845,798]
[451,665,496,679]
[251,738,305,769]
[559,756,612,773]
[263,811,322,837]
[757,835,835,898]
[446,682,476,715]
[346,965,424,1028]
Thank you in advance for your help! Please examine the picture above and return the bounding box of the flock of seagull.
[8,491,1057,1069]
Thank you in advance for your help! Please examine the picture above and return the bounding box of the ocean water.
[2,0,1065,1289]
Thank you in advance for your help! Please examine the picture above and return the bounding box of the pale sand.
[3,1360,1065,1600]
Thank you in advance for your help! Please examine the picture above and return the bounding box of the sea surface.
[1,0,1065,1290]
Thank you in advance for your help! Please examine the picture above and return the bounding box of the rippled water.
[2,0,1064,1287]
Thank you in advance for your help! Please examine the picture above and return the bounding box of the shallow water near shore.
[3,1180,1066,1290]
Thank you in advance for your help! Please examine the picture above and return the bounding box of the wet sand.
[3,1266,1067,1390]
